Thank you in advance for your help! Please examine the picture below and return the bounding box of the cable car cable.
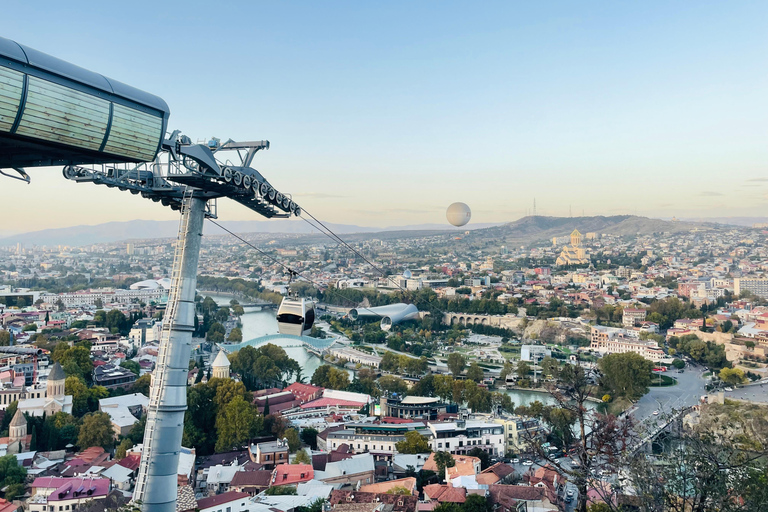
[207,218,387,317]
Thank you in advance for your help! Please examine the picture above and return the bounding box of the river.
[207,295,327,382]
[208,295,597,410]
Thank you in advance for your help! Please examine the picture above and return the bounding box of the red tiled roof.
[118,454,141,471]
[424,484,467,503]
[196,490,250,510]
[272,463,314,486]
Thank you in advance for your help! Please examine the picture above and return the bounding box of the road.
[723,379,768,403]
[631,364,708,427]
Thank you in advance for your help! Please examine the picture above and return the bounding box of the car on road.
[565,495,572,503]
[567,490,574,497]
[522,460,533,466]
[512,458,519,464]
[725,387,734,392]
[653,410,659,415]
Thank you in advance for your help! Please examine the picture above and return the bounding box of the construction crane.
[0,36,300,512]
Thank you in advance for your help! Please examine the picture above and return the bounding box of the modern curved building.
[349,303,420,331]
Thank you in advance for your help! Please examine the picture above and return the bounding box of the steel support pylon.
[134,193,206,511]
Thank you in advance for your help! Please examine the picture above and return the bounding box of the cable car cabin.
[276,298,315,336]
[0,36,169,169]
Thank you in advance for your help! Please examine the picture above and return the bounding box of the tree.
[519,363,634,512]
[116,438,133,459]
[94,298,104,309]
[598,352,654,400]
[499,361,515,381]
[215,395,261,453]
[540,356,560,378]
[395,431,432,454]
[380,351,400,373]
[311,365,349,390]
[0,401,17,433]
[378,375,408,395]
[516,360,531,377]
[433,451,455,482]
[300,427,318,450]
[227,327,243,342]
[462,494,492,512]
[293,448,311,464]
[284,428,301,453]
[22,323,37,332]
[265,485,297,496]
[120,360,141,376]
[467,447,491,470]
[447,353,466,377]
[672,358,686,370]
[206,322,226,343]
[0,331,10,346]
[132,373,151,396]
[719,367,746,386]
[466,362,484,383]
[66,376,91,417]
[54,345,94,384]
[77,412,115,450]
[0,454,26,501]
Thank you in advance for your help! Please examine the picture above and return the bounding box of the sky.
[2,1,767,235]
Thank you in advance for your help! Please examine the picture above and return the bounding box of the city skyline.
[2,1,767,233]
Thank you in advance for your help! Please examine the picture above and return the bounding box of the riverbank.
[502,385,603,403]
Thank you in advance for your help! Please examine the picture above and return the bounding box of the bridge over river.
[219,334,338,355]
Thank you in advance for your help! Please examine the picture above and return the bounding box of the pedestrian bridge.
[220,334,338,354]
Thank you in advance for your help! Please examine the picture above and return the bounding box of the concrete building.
[250,439,290,469]
[734,278,768,299]
[99,393,148,437]
[326,422,432,461]
[93,364,137,389]
[428,420,505,456]
[328,346,382,368]
[622,308,647,327]
[590,326,665,362]
[316,453,375,487]
[379,395,448,420]
[520,345,551,362]
[492,416,545,454]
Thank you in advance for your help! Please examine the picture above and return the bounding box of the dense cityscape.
[0,215,765,511]
[3,1,767,511]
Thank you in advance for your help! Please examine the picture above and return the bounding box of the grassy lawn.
[604,397,632,415]
[649,373,677,386]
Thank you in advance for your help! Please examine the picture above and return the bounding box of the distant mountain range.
[479,215,719,245]
[0,219,502,247]
[677,217,768,227]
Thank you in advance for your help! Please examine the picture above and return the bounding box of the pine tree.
[263,396,270,415]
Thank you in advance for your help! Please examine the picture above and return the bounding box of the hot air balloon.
[446,202,471,227]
